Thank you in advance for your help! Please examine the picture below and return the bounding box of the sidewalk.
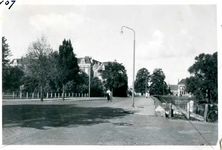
[133,96,155,116]
[109,96,155,116]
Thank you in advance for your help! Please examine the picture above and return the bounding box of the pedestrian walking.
[106,89,111,102]
[145,91,148,98]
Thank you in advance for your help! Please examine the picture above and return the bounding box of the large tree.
[90,77,104,97]
[149,68,168,95]
[134,68,150,95]
[25,36,53,101]
[2,36,11,91]
[2,36,11,68]
[186,52,217,103]
[2,37,24,92]
[58,39,79,100]
[99,62,128,97]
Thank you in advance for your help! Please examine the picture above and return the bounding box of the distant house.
[178,79,186,96]
[10,58,24,67]
[168,85,178,95]
[169,79,190,96]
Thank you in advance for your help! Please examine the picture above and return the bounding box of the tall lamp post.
[120,26,136,107]
[89,64,91,98]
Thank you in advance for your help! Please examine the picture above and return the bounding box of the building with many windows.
[77,56,106,80]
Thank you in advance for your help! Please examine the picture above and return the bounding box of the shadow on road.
[3,104,131,130]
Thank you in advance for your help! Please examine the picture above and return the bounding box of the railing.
[2,92,90,99]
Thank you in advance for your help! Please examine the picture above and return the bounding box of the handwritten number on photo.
[8,0,15,9]
[0,0,16,9]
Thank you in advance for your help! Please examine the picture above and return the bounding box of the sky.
[2,5,217,86]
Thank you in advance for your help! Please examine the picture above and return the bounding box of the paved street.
[2,97,218,145]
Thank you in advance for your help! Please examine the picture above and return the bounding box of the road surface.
[2,97,218,146]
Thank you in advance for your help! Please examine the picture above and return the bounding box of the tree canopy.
[25,36,53,101]
[2,36,11,68]
[149,68,168,95]
[2,37,24,92]
[134,68,150,94]
[99,62,128,97]
[58,39,79,100]
[186,52,217,103]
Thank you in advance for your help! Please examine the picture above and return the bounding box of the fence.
[2,92,90,99]
[153,95,218,122]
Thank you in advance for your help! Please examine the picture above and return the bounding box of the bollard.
[78,93,80,97]
[37,93,39,98]
[32,93,34,99]
[69,93,70,97]
[55,93,56,98]
[13,92,15,99]
[65,93,66,97]
[26,92,28,99]
[62,93,64,98]
[47,93,49,98]
[72,93,74,97]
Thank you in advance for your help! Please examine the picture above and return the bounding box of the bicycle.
[207,109,218,123]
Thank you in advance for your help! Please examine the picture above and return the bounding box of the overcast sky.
[2,5,217,86]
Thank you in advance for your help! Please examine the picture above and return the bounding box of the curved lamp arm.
[120,26,135,39]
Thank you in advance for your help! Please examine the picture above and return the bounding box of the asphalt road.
[2,97,218,146]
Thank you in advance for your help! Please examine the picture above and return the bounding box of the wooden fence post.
[204,104,209,122]
[169,103,172,119]
[187,102,190,119]
[20,91,22,99]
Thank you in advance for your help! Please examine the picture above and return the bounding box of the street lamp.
[89,64,91,98]
[120,26,136,107]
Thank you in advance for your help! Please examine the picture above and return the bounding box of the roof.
[169,85,178,91]
[178,79,186,85]
[78,56,102,65]
[10,58,24,66]
[103,62,109,66]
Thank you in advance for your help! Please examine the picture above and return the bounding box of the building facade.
[178,79,186,96]
[77,56,105,80]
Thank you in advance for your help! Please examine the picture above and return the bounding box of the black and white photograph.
[1,1,221,149]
